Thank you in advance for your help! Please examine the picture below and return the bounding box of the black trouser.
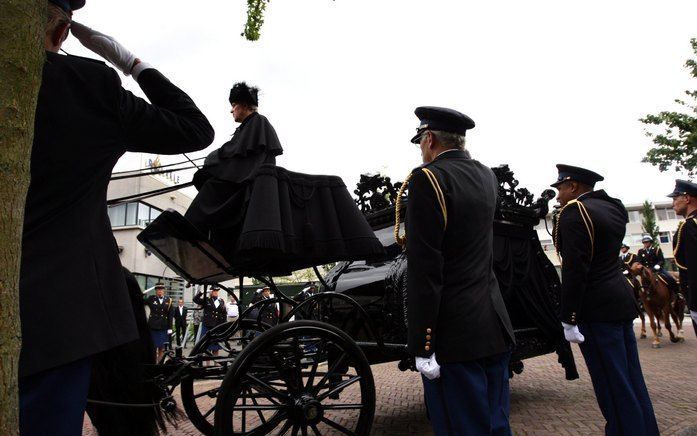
[175,322,187,345]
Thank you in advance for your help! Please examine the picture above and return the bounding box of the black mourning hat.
[410,106,475,144]
[49,0,85,12]
[550,164,604,188]
[667,179,697,198]
[229,82,259,107]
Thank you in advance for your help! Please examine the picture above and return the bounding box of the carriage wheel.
[181,319,265,435]
[213,320,375,436]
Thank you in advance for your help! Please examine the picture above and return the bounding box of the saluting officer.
[403,107,515,435]
[668,179,697,334]
[551,164,658,436]
[193,286,228,354]
[638,235,680,295]
[18,1,213,433]
[144,283,174,362]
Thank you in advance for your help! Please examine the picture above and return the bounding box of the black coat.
[637,246,665,268]
[193,293,228,328]
[405,150,514,363]
[674,210,697,310]
[19,52,214,377]
[250,292,279,326]
[144,296,173,331]
[554,190,638,324]
[173,306,189,327]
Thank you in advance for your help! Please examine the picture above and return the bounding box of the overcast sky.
[64,0,697,206]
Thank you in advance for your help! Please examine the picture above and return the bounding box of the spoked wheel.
[181,319,265,435]
[213,320,375,436]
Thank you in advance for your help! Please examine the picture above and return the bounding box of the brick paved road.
[84,323,697,435]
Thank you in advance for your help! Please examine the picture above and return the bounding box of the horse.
[669,271,687,342]
[632,264,681,348]
[625,273,648,339]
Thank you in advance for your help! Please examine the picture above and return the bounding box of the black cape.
[192,111,283,189]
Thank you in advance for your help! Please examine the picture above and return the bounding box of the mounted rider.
[637,235,680,296]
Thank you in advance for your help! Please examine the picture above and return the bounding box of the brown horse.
[625,273,648,338]
[632,264,680,348]
[669,271,687,342]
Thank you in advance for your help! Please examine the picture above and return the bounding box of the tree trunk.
[0,1,45,434]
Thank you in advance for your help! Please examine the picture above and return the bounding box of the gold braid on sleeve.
[673,220,687,270]
[394,171,414,249]
[553,199,595,264]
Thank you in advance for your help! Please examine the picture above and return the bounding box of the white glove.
[71,22,137,75]
[562,322,585,344]
[415,353,440,380]
[622,270,629,275]
[691,311,697,324]
[653,265,661,271]
[167,329,173,334]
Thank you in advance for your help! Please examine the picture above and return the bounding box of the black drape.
[492,222,579,380]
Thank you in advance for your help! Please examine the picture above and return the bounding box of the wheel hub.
[289,394,323,425]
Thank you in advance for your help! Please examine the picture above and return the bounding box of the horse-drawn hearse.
[128,163,578,435]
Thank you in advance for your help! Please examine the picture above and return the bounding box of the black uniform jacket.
[19,52,214,377]
[638,246,665,268]
[555,190,637,324]
[674,210,697,310]
[406,150,514,363]
[193,293,228,328]
[173,306,189,327]
[144,296,174,330]
[619,252,638,272]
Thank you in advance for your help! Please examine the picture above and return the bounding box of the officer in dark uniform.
[19,2,213,434]
[637,235,680,295]
[250,286,279,326]
[619,244,642,306]
[668,179,697,335]
[403,107,515,435]
[193,286,229,354]
[144,283,174,362]
[619,243,638,271]
[551,164,658,436]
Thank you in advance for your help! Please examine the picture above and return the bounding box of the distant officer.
[638,235,680,295]
[551,164,658,436]
[619,243,638,270]
[668,179,697,334]
[193,286,228,354]
[173,298,188,346]
[144,283,173,362]
[250,286,279,327]
[403,107,515,435]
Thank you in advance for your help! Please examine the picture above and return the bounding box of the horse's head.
[636,265,655,297]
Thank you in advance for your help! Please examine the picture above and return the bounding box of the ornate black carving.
[354,174,403,214]
[354,165,554,228]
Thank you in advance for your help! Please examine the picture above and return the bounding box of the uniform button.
[424,345,430,351]
[426,335,432,340]
[426,328,432,334]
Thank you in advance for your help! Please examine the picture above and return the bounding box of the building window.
[655,207,676,221]
[628,210,642,223]
[133,273,185,301]
[658,231,671,244]
[108,201,162,228]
